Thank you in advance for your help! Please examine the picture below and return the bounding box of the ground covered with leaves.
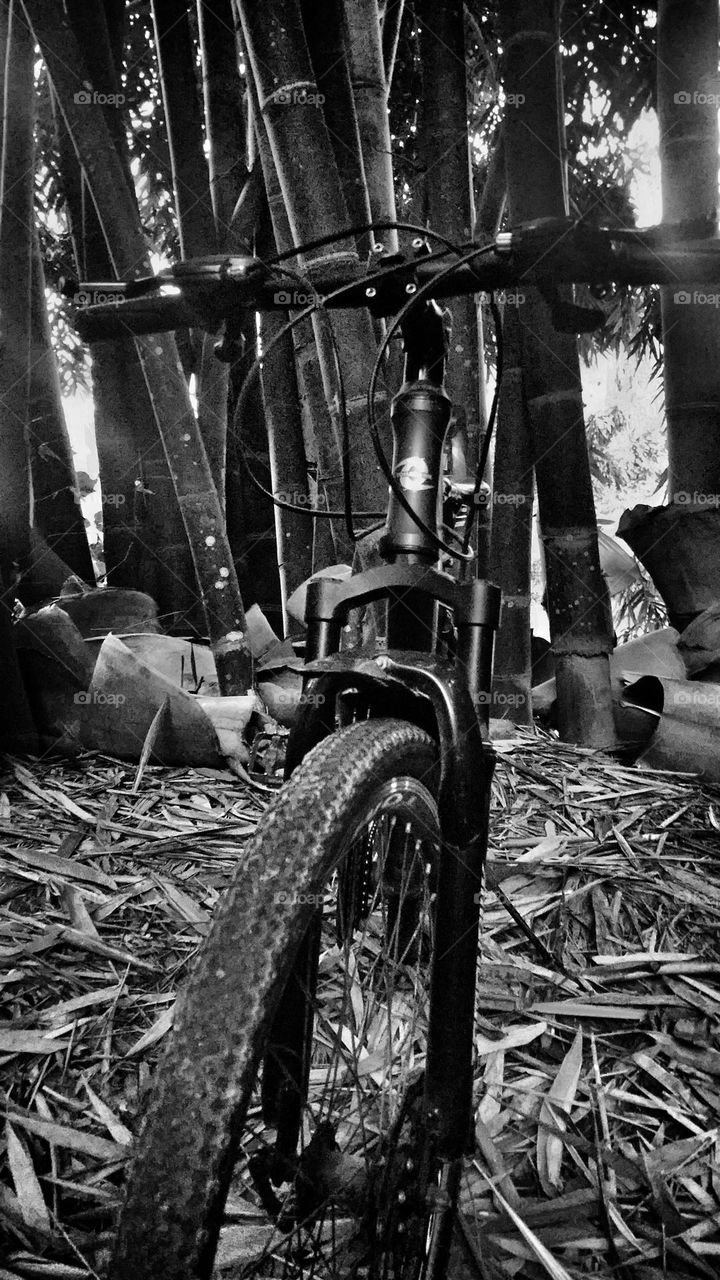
[1,736,719,1279]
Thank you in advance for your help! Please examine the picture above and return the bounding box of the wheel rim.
[233,773,454,1280]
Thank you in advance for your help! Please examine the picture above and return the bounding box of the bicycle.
[74,217,717,1280]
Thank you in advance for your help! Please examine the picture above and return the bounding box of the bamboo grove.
[1,1,715,745]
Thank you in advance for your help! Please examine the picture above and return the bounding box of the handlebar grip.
[74,295,206,342]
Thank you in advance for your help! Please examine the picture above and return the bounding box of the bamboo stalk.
[257,300,313,634]
[150,0,217,256]
[151,0,229,501]
[381,0,404,88]
[242,53,343,571]
[490,304,534,728]
[0,0,34,583]
[28,224,94,584]
[54,0,200,631]
[302,0,372,254]
[239,0,391,562]
[342,0,398,252]
[416,0,486,559]
[197,0,247,241]
[23,0,253,691]
[658,0,720,498]
[501,0,615,748]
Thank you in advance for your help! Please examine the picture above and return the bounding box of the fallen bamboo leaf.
[479,1175,575,1279]
[476,1021,547,1055]
[474,1114,520,1209]
[0,1261,89,1280]
[83,1082,133,1146]
[644,1130,718,1179]
[642,1150,691,1237]
[125,1002,175,1057]
[0,1181,54,1253]
[0,1031,70,1054]
[651,1032,720,1077]
[537,1029,583,1196]
[6,1122,52,1235]
[36,985,124,1027]
[3,1109,129,1162]
[132,696,169,792]
[477,1049,505,1124]
[530,1001,644,1020]
[43,925,157,971]
[5,718,720,1275]
[154,875,210,926]
[61,883,100,938]
[593,952,695,967]
[0,844,115,889]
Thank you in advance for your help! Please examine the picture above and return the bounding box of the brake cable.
[234,230,487,542]
[461,293,503,556]
[367,241,501,562]
[233,244,457,532]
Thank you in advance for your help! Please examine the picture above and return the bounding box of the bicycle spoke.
[225,783,443,1280]
[109,722,475,1280]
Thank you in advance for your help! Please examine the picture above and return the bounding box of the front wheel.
[109,719,480,1280]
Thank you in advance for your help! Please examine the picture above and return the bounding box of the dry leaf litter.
[1,732,719,1279]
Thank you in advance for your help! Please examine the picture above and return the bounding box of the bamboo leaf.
[537,1029,583,1196]
[477,1049,505,1124]
[83,1081,133,1146]
[481,1176,575,1280]
[1,843,115,889]
[3,1108,127,1161]
[530,1000,643,1020]
[125,1002,175,1057]
[0,1031,70,1054]
[60,883,100,938]
[6,1122,52,1234]
[132,697,170,793]
[477,1021,547,1055]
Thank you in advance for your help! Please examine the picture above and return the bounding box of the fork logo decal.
[395,456,432,491]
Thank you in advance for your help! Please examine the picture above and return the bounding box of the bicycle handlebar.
[70,219,720,343]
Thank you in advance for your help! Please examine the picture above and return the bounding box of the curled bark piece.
[624,675,720,781]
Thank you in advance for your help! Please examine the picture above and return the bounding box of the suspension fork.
[261,297,499,1170]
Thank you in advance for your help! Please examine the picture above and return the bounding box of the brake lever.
[213,314,245,363]
[60,275,160,304]
[66,255,266,308]
[536,280,606,333]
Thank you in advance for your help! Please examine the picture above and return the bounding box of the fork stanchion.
[304,578,344,660]
[454,580,501,729]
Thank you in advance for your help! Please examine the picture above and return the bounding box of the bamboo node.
[260,82,322,112]
[542,528,598,548]
[528,389,579,409]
